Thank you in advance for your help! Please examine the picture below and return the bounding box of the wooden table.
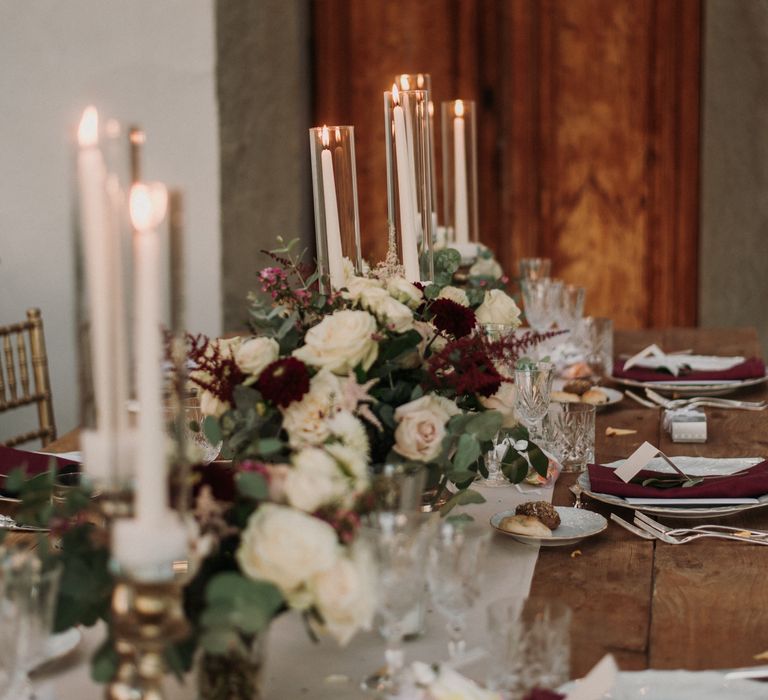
[37,327,768,684]
[533,327,768,677]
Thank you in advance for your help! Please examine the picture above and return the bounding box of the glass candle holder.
[384,86,435,282]
[309,125,362,291]
[441,99,479,246]
[394,74,438,236]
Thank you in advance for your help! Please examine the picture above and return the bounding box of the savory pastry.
[562,362,592,379]
[563,379,592,396]
[581,388,610,405]
[551,390,581,403]
[499,514,552,538]
[516,501,561,529]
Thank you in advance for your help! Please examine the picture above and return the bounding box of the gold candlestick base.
[106,578,189,700]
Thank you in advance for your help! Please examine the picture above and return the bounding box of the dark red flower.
[425,334,504,398]
[256,357,310,407]
[430,298,476,338]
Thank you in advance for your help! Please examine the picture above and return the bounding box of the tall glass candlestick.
[384,85,435,282]
[441,99,479,248]
[309,125,362,291]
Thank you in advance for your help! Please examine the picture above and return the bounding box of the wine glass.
[518,257,551,281]
[521,279,562,332]
[427,520,491,664]
[555,284,586,331]
[166,397,222,465]
[361,512,435,694]
[513,362,554,442]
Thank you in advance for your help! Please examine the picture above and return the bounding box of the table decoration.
[490,507,607,547]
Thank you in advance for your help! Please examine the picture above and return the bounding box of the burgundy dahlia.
[429,298,476,338]
[256,357,310,407]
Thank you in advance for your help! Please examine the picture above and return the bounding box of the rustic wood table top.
[35,326,768,681]
[534,326,768,677]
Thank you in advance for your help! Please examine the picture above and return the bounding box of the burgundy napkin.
[612,356,765,382]
[0,446,79,496]
[523,690,565,700]
[587,460,768,499]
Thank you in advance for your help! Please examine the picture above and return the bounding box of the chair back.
[0,308,57,447]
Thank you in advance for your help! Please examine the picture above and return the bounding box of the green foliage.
[236,472,270,501]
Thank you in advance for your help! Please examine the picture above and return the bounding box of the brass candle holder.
[106,577,189,700]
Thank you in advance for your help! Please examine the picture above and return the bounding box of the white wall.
[0,0,221,442]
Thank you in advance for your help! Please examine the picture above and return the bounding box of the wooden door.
[313,0,701,328]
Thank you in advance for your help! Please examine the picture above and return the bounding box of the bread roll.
[552,391,581,403]
[499,514,552,538]
[582,388,610,405]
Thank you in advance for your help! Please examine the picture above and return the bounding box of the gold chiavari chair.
[0,308,57,447]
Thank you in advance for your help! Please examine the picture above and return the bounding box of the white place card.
[613,441,660,483]
[565,653,618,700]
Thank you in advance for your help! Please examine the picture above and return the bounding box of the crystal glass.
[369,463,427,513]
[578,316,614,379]
[384,86,435,282]
[556,284,586,331]
[485,597,572,698]
[544,403,596,473]
[521,279,563,332]
[427,520,491,664]
[514,362,554,441]
[309,125,363,291]
[361,512,435,694]
[166,397,221,466]
[441,100,479,246]
[519,257,551,281]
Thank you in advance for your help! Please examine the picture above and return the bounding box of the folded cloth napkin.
[613,356,765,382]
[0,446,79,496]
[587,459,768,499]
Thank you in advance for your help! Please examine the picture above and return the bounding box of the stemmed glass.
[519,257,551,281]
[514,362,554,442]
[361,512,435,694]
[555,284,586,331]
[521,279,562,332]
[427,521,491,664]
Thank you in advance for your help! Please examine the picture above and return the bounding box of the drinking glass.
[544,403,596,473]
[514,362,554,442]
[521,279,562,332]
[555,284,586,331]
[578,317,614,380]
[361,512,435,694]
[427,521,491,664]
[485,597,572,698]
[167,397,221,465]
[519,257,551,281]
[369,463,427,513]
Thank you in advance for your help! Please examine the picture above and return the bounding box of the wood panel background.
[313,0,701,329]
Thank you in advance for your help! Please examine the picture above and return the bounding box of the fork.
[644,388,767,411]
[632,515,768,545]
[634,510,768,539]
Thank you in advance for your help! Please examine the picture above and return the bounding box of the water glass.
[486,597,572,698]
[545,403,596,473]
[167,397,222,465]
[427,520,491,663]
[578,317,614,379]
[556,284,586,331]
[519,257,551,281]
[521,279,563,332]
[361,512,435,694]
[514,362,554,441]
[370,463,428,513]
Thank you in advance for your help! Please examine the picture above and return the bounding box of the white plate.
[490,506,607,546]
[577,466,768,520]
[31,627,82,671]
[552,385,624,409]
[609,372,768,397]
[559,669,766,699]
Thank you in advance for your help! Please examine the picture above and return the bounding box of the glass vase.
[384,86,435,282]
[196,632,268,700]
[309,125,362,291]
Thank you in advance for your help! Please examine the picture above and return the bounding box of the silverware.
[634,510,768,539]
[625,390,659,408]
[644,388,767,411]
[0,514,48,532]
[632,515,768,545]
[569,484,584,508]
[610,513,655,540]
[724,665,768,681]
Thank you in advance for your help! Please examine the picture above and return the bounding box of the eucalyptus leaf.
[439,488,486,515]
[464,411,503,441]
[202,416,223,446]
[236,472,270,501]
[452,433,482,472]
[90,638,119,683]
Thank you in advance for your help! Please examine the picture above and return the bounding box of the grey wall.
[217,0,314,332]
[700,0,768,350]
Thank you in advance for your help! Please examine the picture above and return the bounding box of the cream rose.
[236,504,339,596]
[469,256,503,279]
[475,289,522,328]
[284,447,349,512]
[327,410,370,461]
[386,277,424,309]
[281,369,342,448]
[437,285,470,307]
[394,409,447,462]
[199,390,230,418]
[342,275,385,303]
[293,310,378,374]
[395,394,461,424]
[234,336,280,377]
[479,382,518,428]
[310,542,377,645]
[365,291,414,333]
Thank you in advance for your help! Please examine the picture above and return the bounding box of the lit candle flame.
[392,83,400,105]
[130,183,168,231]
[322,125,330,148]
[335,127,341,141]
[78,106,99,148]
[455,99,465,118]
[399,75,410,91]
[416,74,425,89]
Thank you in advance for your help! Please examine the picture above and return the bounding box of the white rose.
[437,285,470,307]
[366,292,415,333]
[342,276,385,303]
[394,409,447,462]
[395,394,461,424]
[199,390,230,418]
[281,369,342,448]
[479,382,518,428]
[284,447,349,512]
[293,310,379,374]
[236,504,339,597]
[468,256,503,279]
[429,665,503,700]
[327,411,370,461]
[234,337,280,377]
[386,277,424,309]
[413,321,447,356]
[475,289,522,328]
[310,541,377,645]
